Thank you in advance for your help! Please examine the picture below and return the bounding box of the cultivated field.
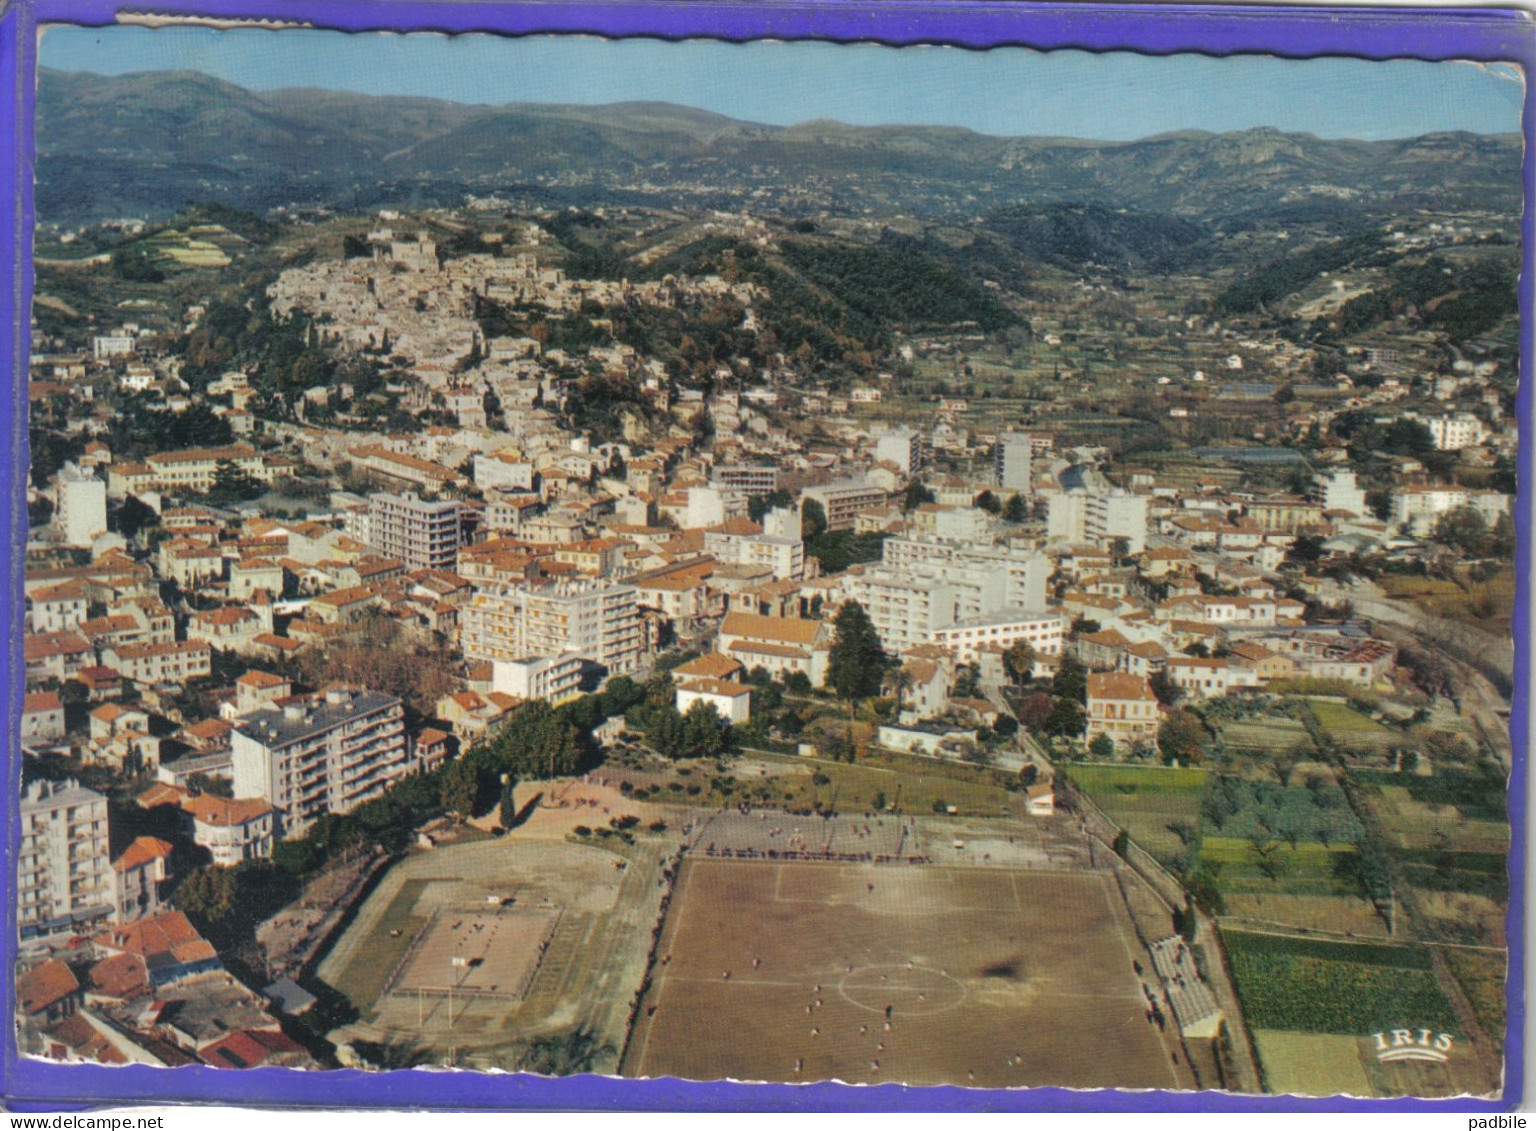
[1065,764,1206,865]
[1251,1030,1374,1097]
[1221,929,1495,1096]
[625,858,1191,1090]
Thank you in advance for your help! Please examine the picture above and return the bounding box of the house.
[674,678,753,725]
[436,689,521,744]
[717,611,832,686]
[1226,642,1297,683]
[28,581,91,633]
[93,911,222,988]
[112,837,174,922]
[142,788,277,867]
[201,1028,311,1070]
[1026,780,1056,816]
[99,640,212,687]
[1085,672,1160,752]
[188,606,263,654]
[17,959,81,1024]
[21,691,66,744]
[671,652,746,684]
[23,631,93,684]
[413,727,454,775]
[897,655,951,722]
[1165,657,1261,701]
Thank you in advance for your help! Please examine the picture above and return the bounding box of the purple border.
[1,0,1529,1113]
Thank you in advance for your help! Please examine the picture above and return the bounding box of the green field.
[1251,1030,1373,1097]
[1067,764,1209,795]
[1201,837,1357,895]
[1308,700,1393,742]
[1067,764,1207,863]
[1222,930,1458,1036]
[1218,716,1311,752]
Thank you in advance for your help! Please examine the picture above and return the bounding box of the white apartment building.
[875,428,925,476]
[56,462,107,548]
[19,779,113,938]
[712,465,780,496]
[1317,469,1368,517]
[491,654,586,703]
[366,492,462,571]
[704,508,805,580]
[462,577,643,675]
[685,486,726,529]
[473,451,537,493]
[100,640,213,686]
[995,432,1033,492]
[930,611,1068,663]
[232,688,410,840]
[1417,411,1488,452]
[802,479,889,532]
[1044,488,1149,553]
[1391,486,1510,536]
[880,536,1050,612]
[92,332,136,360]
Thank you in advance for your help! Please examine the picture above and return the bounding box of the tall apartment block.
[19,779,113,939]
[231,688,409,839]
[462,577,643,675]
[995,433,1033,493]
[367,491,462,571]
[56,462,108,549]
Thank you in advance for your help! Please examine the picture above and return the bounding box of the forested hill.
[35,68,1523,222]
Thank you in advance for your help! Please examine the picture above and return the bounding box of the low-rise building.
[1085,672,1160,752]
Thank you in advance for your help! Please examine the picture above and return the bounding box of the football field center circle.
[838,964,966,1016]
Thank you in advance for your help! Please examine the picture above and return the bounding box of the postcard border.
[2,0,1530,1113]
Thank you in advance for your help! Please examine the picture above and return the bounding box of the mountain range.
[35,68,1523,223]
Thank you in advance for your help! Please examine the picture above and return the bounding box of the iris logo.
[1372,1028,1455,1063]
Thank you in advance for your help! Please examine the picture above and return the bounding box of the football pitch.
[625,858,1191,1090]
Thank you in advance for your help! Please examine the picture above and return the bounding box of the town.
[17,65,1519,1096]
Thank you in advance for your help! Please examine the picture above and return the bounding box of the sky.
[38,25,1524,141]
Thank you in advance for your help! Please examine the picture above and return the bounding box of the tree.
[1286,534,1326,568]
[1432,505,1488,556]
[826,600,885,703]
[992,714,1019,740]
[116,495,159,541]
[1158,710,1206,766]
[499,777,519,829]
[680,700,729,759]
[440,756,479,819]
[801,498,828,541]
[185,772,232,799]
[974,490,1001,515]
[1089,733,1115,760]
[1149,669,1184,707]
[1015,692,1054,733]
[902,480,936,512]
[1004,640,1037,686]
[1044,696,1086,738]
[748,489,794,523]
[1001,494,1029,524]
[1051,653,1088,704]
[203,460,263,504]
